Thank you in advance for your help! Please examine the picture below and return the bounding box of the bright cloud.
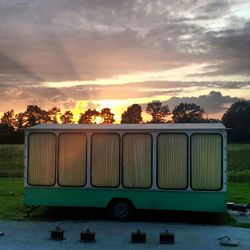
[0,0,250,119]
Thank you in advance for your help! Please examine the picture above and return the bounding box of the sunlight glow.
[43,63,212,88]
[94,116,103,124]
[44,63,250,96]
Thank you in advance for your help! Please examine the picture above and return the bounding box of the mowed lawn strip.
[228,144,250,182]
[0,144,249,222]
[0,178,25,220]
[0,144,250,181]
[0,178,249,221]
[228,182,250,204]
[0,144,24,177]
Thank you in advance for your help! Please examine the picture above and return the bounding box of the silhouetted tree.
[78,110,92,124]
[60,110,74,124]
[0,111,25,143]
[121,104,143,124]
[1,109,16,128]
[100,108,115,124]
[222,100,250,142]
[78,109,100,124]
[0,123,14,135]
[23,105,51,127]
[90,109,100,123]
[14,112,26,128]
[203,118,221,123]
[48,107,61,123]
[0,122,24,144]
[0,123,14,143]
[172,103,205,123]
[146,101,171,123]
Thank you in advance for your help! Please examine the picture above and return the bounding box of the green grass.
[0,178,48,220]
[0,178,249,223]
[0,144,249,226]
[0,143,250,182]
[228,144,250,182]
[0,178,25,220]
[226,182,250,228]
[0,144,24,177]
[228,182,250,204]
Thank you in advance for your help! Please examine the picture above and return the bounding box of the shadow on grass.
[27,206,230,225]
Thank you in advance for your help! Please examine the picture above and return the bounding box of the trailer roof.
[27,123,226,130]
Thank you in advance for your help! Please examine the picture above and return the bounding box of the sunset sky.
[0,0,250,122]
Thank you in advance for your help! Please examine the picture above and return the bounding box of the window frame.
[122,132,153,189]
[190,133,223,191]
[27,132,57,187]
[90,133,121,188]
[57,132,87,187]
[156,133,189,190]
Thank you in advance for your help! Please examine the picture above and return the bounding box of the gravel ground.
[0,220,249,250]
[229,210,250,224]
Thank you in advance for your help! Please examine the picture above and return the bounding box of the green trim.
[24,187,227,212]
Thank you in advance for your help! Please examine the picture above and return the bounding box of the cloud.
[164,91,240,116]
[0,79,245,117]
[0,0,250,116]
[198,21,250,76]
[0,0,249,84]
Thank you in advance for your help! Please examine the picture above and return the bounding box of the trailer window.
[91,134,120,187]
[191,134,222,190]
[157,134,188,189]
[58,133,87,186]
[123,133,152,188]
[28,133,56,186]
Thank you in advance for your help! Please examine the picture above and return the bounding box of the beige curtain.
[91,134,120,187]
[28,133,56,185]
[191,134,222,190]
[58,133,87,186]
[123,134,152,188]
[158,134,187,189]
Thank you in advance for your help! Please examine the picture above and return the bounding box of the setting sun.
[94,116,103,124]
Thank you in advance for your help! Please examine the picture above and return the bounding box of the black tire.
[108,199,134,221]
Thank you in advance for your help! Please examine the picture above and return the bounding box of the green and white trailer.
[24,123,227,219]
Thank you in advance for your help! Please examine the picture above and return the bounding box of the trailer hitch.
[227,202,250,216]
[25,206,40,216]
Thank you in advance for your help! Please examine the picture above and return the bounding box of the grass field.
[0,144,24,177]
[0,143,249,182]
[0,178,249,223]
[0,178,25,220]
[0,144,249,224]
[227,182,250,204]
[228,144,250,182]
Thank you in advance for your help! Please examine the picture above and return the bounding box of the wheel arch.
[107,197,135,209]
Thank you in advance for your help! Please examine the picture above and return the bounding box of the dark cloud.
[0,80,247,114]
[0,0,249,114]
[196,0,231,19]
[0,51,43,84]
[200,21,250,76]
[137,91,242,119]
[164,91,240,115]
[0,0,249,83]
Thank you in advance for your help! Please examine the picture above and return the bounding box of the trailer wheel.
[108,199,134,221]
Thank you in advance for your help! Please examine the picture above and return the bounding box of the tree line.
[0,100,249,143]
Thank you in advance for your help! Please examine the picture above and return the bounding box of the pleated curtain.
[28,133,56,185]
[91,134,120,187]
[123,134,152,188]
[58,133,87,186]
[157,134,187,189]
[191,134,222,190]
